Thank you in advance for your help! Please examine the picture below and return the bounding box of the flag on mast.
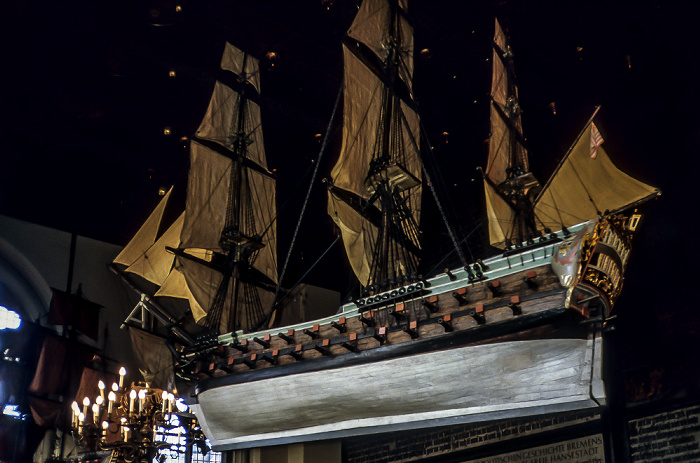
[590,122,604,159]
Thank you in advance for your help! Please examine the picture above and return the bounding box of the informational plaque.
[462,434,605,463]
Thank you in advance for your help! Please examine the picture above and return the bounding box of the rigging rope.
[271,79,344,308]
[408,111,468,267]
[394,52,467,268]
[277,236,341,309]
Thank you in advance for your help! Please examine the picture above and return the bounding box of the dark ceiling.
[2,0,699,375]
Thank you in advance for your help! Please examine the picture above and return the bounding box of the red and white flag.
[590,122,604,159]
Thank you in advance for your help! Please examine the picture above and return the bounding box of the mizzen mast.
[483,19,542,249]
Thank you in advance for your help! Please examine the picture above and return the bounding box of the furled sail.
[533,119,660,232]
[155,42,277,334]
[327,0,421,289]
[484,19,541,248]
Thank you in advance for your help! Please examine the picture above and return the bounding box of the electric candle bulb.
[108,391,116,415]
[78,412,85,435]
[167,393,174,413]
[129,389,137,413]
[92,403,100,423]
[112,382,119,393]
[96,396,104,406]
[102,421,109,441]
[98,380,105,399]
[138,389,146,413]
[161,391,168,413]
[83,397,90,417]
[71,401,79,427]
[119,367,127,389]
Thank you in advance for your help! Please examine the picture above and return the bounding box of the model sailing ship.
[112,0,659,451]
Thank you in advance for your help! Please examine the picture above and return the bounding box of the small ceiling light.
[175,5,182,12]
[626,54,632,69]
[158,187,167,196]
[265,51,279,67]
[549,102,557,115]
[419,48,432,59]
[169,69,176,77]
[180,136,188,142]
[163,127,172,135]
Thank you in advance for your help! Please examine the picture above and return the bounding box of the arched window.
[0,305,21,331]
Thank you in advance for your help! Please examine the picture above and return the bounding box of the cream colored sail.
[328,0,421,287]
[485,19,528,186]
[113,187,172,267]
[484,19,541,248]
[484,181,517,247]
[155,42,277,332]
[533,121,659,232]
[125,212,184,286]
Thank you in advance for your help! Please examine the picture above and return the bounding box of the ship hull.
[183,219,636,450]
[194,333,604,450]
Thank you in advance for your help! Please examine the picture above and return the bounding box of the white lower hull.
[194,335,604,450]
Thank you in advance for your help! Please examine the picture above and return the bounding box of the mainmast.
[328,0,422,294]
[483,19,541,249]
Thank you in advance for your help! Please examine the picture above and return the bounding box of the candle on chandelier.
[129,389,137,414]
[167,393,174,413]
[98,380,105,400]
[102,421,109,442]
[83,397,90,417]
[119,367,127,389]
[71,401,80,428]
[92,403,100,424]
[161,390,168,413]
[78,413,85,435]
[138,389,146,414]
[112,382,119,393]
[120,417,127,440]
[108,391,116,415]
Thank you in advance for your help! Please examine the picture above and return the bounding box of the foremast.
[327,0,422,294]
[157,43,278,335]
[484,19,542,249]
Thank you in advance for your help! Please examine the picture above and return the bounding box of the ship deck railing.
[217,222,588,347]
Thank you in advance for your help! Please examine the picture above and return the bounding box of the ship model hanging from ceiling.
[111,0,659,451]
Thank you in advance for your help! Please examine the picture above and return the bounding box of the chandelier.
[70,367,209,463]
